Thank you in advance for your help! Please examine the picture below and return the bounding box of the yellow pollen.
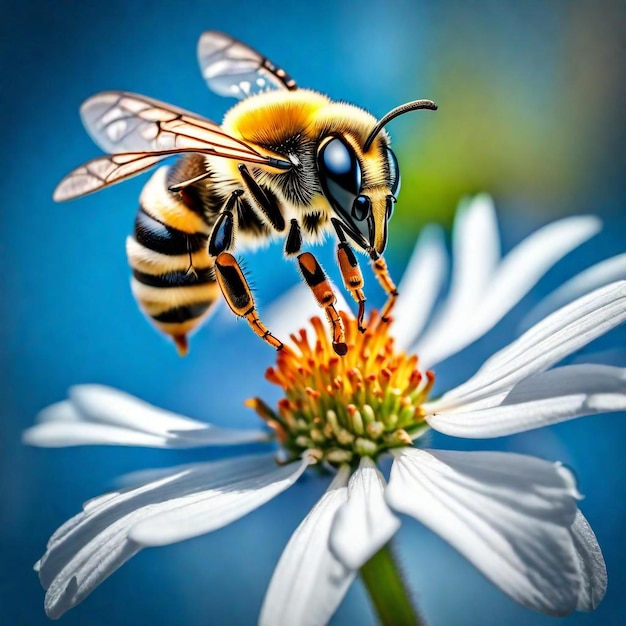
[247,311,433,466]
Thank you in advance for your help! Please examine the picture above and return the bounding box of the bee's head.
[317,99,436,258]
[317,135,398,256]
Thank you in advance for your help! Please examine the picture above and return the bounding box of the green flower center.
[247,312,433,467]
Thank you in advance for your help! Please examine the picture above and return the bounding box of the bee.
[55,31,436,356]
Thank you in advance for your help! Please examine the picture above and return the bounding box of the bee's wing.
[197,31,297,100]
[55,91,291,201]
[79,91,270,155]
[54,152,165,201]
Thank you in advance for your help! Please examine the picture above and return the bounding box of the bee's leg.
[208,190,242,256]
[338,243,367,332]
[370,254,398,322]
[284,219,347,355]
[331,219,367,332]
[214,252,283,350]
[238,164,286,232]
[297,255,348,356]
[208,191,283,350]
[284,218,302,256]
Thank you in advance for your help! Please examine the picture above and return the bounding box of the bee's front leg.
[370,254,398,323]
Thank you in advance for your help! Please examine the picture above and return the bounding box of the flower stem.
[360,542,425,626]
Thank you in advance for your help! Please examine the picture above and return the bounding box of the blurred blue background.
[1,0,625,624]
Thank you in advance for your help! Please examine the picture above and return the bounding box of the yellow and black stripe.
[126,164,219,355]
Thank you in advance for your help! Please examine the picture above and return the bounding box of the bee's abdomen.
[133,208,207,255]
[127,166,219,355]
[132,266,214,288]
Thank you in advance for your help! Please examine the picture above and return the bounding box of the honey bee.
[55,31,436,356]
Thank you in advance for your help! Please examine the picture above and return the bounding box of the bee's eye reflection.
[318,136,362,196]
[352,195,371,221]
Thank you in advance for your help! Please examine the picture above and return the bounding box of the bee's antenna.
[363,99,437,152]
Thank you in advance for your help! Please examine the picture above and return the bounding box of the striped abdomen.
[127,165,219,355]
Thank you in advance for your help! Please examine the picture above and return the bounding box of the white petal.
[329,457,400,570]
[259,466,356,626]
[386,448,580,616]
[475,216,601,339]
[25,385,267,448]
[412,194,500,367]
[36,401,82,422]
[69,385,210,432]
[392,225,447,350]
[129,454,312,546]
[522,252,626,331]
[22,421,174,447]
[450,194,501,300]
[479,281,626,378]
[115,466,199,489]
[426,364,626,438]
[430,281,626,411]
[414,214,600,369]
[570,510,607,611]
[38,453,307,619]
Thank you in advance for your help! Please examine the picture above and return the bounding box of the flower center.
[246,312,434,467]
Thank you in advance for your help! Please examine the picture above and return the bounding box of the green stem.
[359,542,426,626]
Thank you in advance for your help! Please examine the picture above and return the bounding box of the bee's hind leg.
[214,252,284,350]
[209,191,283,350]
[286,220,347,356]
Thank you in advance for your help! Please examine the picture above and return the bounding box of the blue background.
[1,1,625,624]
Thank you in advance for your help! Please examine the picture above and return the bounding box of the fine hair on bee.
[54,30,437,356]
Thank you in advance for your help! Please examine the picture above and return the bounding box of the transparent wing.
[55,91,291,201]
[55,152,178,201]
[80,91,272,155]
[197,31,297,100]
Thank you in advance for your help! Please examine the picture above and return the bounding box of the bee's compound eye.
[318,136,370,247]
[318,136,362,196]
[352,195,371,221]
[387,148,401,196]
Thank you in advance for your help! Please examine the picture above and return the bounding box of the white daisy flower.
[25,196,625,623]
